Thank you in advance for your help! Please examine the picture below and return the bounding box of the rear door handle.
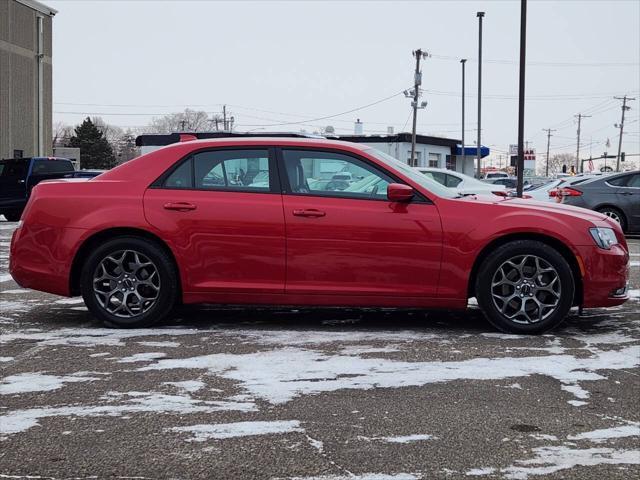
[293,209,326,218]
[163,202,197,211]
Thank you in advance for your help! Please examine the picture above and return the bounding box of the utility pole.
[460,59,467,172]
[614,95,635,171]
[575,113,591,173]
[180,120,186,131]
[405,49,429,167]
[476,11,485,178]
[542,128,556,177]
[515,1,526,198]
[223,105,228,131]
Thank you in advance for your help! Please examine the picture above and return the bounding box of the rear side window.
[32,159,74,174]
[627,174,640,188]
[607,175,631,187]
[0,159,28,178]
[162,149,271,192]
[445,174,462,188]
[420,171,447,186]
[165,159,193,188]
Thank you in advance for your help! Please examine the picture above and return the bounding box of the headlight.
[589,227,619,250]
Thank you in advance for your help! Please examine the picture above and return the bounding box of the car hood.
[457,194,611,224]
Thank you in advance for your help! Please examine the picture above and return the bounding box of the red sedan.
[9,137,629,333]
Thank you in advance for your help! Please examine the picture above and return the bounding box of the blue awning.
[455,146,490,158]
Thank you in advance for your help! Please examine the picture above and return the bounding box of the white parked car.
[483,171,510,179]
[416,167,506,195]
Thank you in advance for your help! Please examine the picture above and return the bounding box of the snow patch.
[163,380,205,393]
[567,422,640,443]
[502,446,640,479]
[116,352,167,363]
[0,357,13,362]
[0,372,99,395]
[0,392,256,435]
[138,341,181,348]
[466,468,496,476]
[54,298,85,304]
[138,345,640,405]
[168,420,302,441]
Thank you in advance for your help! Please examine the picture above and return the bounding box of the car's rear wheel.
[597,206,627,232]
[3,210,22,222]
[475,240,575,334]
[80,236,178,328]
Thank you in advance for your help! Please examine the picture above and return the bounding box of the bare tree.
[541,153,575,176]
[147,109,219,133]
[52,121,74,147]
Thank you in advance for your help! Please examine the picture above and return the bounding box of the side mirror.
[387,183,414,202]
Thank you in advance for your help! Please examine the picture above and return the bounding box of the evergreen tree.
[69,117,116,169]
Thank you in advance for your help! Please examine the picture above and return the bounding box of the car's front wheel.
[80,236,178,328]
[475,240,575,334]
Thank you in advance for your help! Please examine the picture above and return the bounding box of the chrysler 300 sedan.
[9,137,629,334]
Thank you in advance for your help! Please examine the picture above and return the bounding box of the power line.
[430,53,639,67]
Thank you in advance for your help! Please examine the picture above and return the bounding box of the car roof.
[172,136,374,152]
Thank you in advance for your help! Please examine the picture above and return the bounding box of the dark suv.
[0,157,75,221]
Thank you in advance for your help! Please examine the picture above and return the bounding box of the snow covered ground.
[0,221,638,479]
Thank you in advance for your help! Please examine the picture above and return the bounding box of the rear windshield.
[0,159,28,178]
[32,158,74,174]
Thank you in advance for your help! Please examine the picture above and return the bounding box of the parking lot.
[0,220,638,479]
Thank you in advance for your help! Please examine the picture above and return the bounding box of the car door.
[0,159,29,205]
[144,147,286,294]
[279,148,443,297]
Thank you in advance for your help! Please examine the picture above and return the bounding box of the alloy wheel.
[491,255,561,324]
[93,250,161,318]
[602,210,621,224]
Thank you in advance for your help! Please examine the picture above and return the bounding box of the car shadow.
[22,302,630,337]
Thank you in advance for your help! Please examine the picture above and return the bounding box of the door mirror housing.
[387,183,414,202]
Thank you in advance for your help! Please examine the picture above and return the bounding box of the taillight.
[492,191,508,197]
[548,189,559,197]
[557,187,583,197]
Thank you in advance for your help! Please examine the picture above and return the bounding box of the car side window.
[420,171,447,186]
[164,158,193,188]
[194,150,270,191]
[626,174,640,188]
[282,149,393,200]
[607,175,630,187]
[163,149,271,192]
[445,174,462,188]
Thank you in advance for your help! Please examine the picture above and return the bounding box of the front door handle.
[164,202,197,211]
[293,209,326,218]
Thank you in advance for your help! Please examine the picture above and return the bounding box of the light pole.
[406,49,430,167]
[516,1,526,198]
[476,11,485,178]
[460,59,467,172]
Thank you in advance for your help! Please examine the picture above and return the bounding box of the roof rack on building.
[135,131,324,147]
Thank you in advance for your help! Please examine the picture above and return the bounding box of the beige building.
[0,0,56,159]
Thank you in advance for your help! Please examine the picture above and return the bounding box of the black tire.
[596,206,627,232]
[3,210,22,222]
[475,240,575,334]
[80,236,179,328]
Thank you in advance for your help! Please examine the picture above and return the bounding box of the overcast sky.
[48,0,639,160]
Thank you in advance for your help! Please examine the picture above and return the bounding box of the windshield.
[364,148,458,198]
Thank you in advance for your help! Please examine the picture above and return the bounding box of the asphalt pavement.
[0,219,638,480]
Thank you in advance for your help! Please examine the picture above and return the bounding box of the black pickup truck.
[0,157,89,221]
